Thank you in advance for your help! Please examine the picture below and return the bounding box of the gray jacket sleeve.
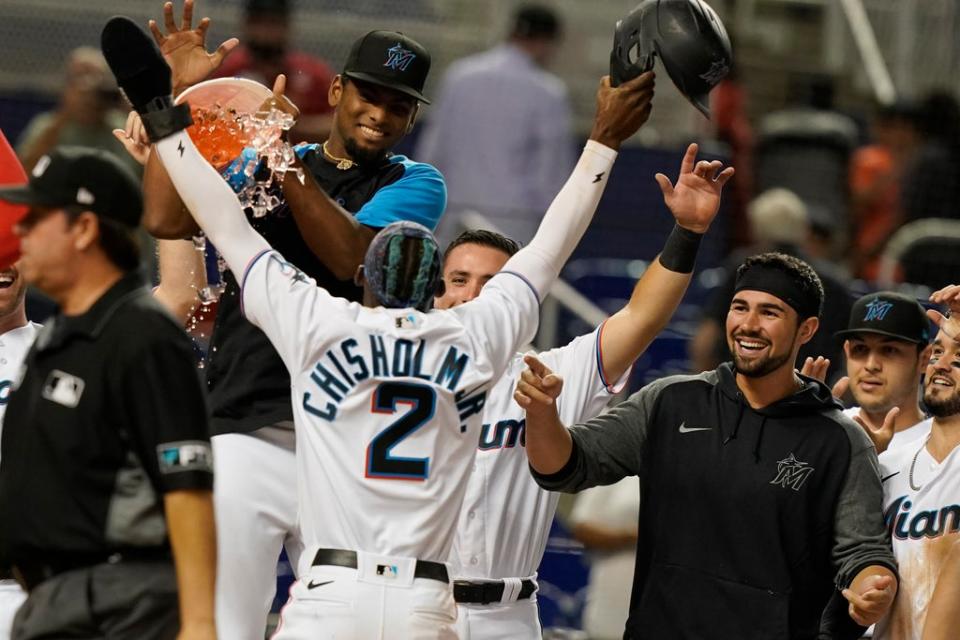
[831,418,898,587]
[531,375,672,493]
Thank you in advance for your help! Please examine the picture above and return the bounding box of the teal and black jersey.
[206,145,446,436]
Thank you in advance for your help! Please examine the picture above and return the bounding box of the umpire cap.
[610,0,732,117]
[0,147,142,228]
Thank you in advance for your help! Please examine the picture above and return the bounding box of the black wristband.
[658,224,703,273]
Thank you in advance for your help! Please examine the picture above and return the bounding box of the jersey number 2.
[366,382,436,481]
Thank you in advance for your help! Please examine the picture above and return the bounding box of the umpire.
[0,147,216,640]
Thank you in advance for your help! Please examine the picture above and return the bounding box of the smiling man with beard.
[0,265,39,639]
[872,284,960,640]
[520,251,899,640]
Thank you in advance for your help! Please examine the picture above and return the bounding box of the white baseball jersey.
[452,324,628,579]
[569,477,640,640]
[873,434,960,640]
[241,250,539,563]
[843,407,932,454]
[0,323,40,453]
[0,321,39,638]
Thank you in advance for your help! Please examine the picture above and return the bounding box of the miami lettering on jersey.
[479,418,526,450]
[884,495,960,540]
[301,335,487,429]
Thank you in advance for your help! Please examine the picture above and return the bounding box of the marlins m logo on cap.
[863,299,894,322]
[384,43,416,71]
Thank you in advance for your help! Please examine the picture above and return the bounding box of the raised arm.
[141,0,238,238]
[500,73,654,297]
[598,144,734,382]
[156,131,268,276]
[153,238,206,326]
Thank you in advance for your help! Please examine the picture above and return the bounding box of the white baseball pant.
[455,596,542,639]
[273,556,457,639]
[0,580,25,640]
[212,425,302,640]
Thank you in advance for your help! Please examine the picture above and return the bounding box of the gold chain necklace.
[322,141,355,171]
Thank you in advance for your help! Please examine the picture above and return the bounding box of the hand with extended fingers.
[654,144,735,234]
[149,0,239,95]
[112,111,152,165]
[799,356,831,386]
[514,354,564,420]
[928,284,960,340]
[257,74,300,121]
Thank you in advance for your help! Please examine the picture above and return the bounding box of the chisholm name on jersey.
[300,334,486,424]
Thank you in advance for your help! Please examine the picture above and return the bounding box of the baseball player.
[433,144,733,638]
[801,292,934,455]
[116,4,448,636]
[871,284,960,640]
[106,14,654,635]
[519,251,899,639]
[0,265,38,639]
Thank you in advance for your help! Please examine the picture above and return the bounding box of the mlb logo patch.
[376,564,398,579]
[157,441,213,474]
[42,369,85,408]
[395,313,418,330]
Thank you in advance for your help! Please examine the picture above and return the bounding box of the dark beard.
[924,387,960,418]
[731,348,794,378]
[343,137,388,169]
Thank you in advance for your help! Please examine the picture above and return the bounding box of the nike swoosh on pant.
[307,580,334,590]
[881,472,900,483]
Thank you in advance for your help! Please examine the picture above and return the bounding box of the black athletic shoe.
[101,15,192,141]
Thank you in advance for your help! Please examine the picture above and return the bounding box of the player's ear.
[354,264,365,287]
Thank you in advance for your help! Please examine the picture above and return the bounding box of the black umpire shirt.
[0,272,212,566]
[206,149,434,435]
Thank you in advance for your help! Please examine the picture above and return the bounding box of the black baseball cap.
[342,30,431,104]
[0,147,142,228]
[835,292,932,344]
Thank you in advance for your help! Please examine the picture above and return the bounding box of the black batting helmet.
[610,0,732,118]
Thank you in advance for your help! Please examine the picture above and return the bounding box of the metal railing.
[839,0,897,104]
[877,218,960,288]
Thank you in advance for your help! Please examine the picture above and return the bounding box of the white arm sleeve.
[154,131,269,275]
[502,140,617,296]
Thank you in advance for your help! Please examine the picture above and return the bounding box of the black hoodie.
[534,363,896,640]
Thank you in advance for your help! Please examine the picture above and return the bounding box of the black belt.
[14,547,172,591]
[453,578,537,604]
[311,548,449,584]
